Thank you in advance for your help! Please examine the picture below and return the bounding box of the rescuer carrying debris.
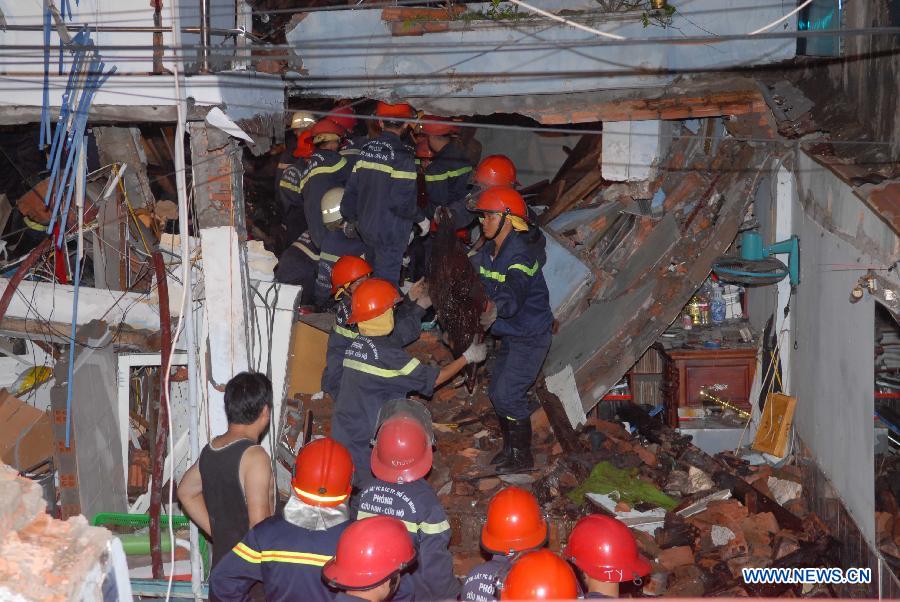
[209,437,354,601]
[340,102,428,285]
[321,258,432,401]
[499,549,579,600]
[460,486,548,602]
[301,120,351,250]
[355,399,459,600]
[331,278,486,479]
[322,516,416,602]
[419,116,473,231]
[564,514,652,599]
[275,110,316,190]
[469,186,553,473]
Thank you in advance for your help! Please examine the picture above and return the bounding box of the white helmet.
[321,187,344,228]
[290,110,316,131]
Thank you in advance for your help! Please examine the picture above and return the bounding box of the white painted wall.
[476,128,580,187]
[601,120,672,182]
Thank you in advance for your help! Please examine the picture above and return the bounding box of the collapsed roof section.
[537,110,775,425]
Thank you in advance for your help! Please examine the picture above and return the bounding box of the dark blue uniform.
[460,555,511,602]
[424,142,473,230]
[209,515,347,602]
[340,131,419,284]
[300,149,350,249]
[278,159,309,243]
[321,297,425,400]
[314,230,367,309]
[332,334,438,479]
[356,478,459,601]
[274,231,319,306]
[471,231,553,420]
[339,134,370,169]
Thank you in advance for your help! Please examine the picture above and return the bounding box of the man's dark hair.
[224,372,273,425]
[381,120,406,131]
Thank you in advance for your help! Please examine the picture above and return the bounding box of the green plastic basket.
[91,512,210,579]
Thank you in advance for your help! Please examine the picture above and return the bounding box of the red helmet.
[415,138,434,160]
[472,186,528,220]
[331,256,372,295]
[371,414,433,484]
[348,278,400,324]
[500,550,578,600]
[375,101,415,120]
[291,438,353,508]
[328,105,358,132]
[481,487,548,555]
[420,115,458,136]
[563,514,651,583]
[475,155,517,187]
[322,516,416,590]
[294,129,315,159]
[309,119,346,144]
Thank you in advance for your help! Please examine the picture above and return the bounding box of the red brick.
[657,546,694,570]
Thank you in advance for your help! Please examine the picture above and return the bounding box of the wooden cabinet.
[664,347,757,425]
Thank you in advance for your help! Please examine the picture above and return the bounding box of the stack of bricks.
[0,463,112,601]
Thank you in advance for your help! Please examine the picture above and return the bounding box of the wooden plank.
[540,169,604,225]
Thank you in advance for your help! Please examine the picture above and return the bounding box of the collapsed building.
[0,0,898,599]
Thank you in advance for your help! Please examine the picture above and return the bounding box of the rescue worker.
[473,155,518,190]
[563,515,651,598]
[328,105,368,169]
[273,229,320,307]
[499,549,578,601]
[332,277,486,478]
[314,188,366,309]
[340,101,427,285]
[420,116,473,230]
[209,437,354,601]
[356,400,459,600]
[321,516,416,602]
[274,110,316,190]
[278,115,318,242]
[469,186,553,473]
[460,486,548,602]
[321,258,431,400]
[301,120,351,249]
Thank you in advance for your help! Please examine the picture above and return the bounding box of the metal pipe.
[199,0,211,73]
[171,1,203,596]
[1,24,243,34]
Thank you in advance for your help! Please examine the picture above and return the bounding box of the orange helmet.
[291,438,353,508]
[415,138,434,160]
[500,550,578,600]
[309,119,346,145]
[375,101,415,120]
[471,186,528,220]
[371,413,433,484]
[563,514,651,583]
[481,487,548,555]
[322,516,416,590]
[420,115,459,136]
[331,256,372,295]
[294,129,315,159]
[475,155,517,188]
[347,278,400,324]
[328,105,358,132]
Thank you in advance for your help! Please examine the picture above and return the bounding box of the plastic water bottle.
[710,285,726,324]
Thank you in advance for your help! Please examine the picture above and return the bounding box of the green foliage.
[567,461,679,510]
[460,1,522,23]
[641,3,677,28]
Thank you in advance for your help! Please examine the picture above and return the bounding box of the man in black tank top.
[177,372,275,569]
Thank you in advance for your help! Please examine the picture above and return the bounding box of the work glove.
[462,341,487,365]
[416,217,431,237]
[409,278,432,310]
[342,221,358,240]
[479,302,497,331]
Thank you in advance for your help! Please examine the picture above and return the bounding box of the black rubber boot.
[489,416,512,465]
[496,417,533,474]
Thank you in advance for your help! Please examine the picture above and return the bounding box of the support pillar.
[601,120,673,183]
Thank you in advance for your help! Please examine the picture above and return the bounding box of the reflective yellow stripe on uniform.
[233,542,262,563]
[479,266,506,283]
[334,324,358,339]
[279,179,303,193]
[342,358,420,378]
[479,261,540,283]
[320,252,340,263]
[352,160,416,180]
[298,158,347,192]
[509,261,539,276]
[357,511,450,535]
[232,542,332,566]
[340,148,361,156]
[291,241,320,261]
[424,165,473,182]
[277,162,292,169]
[293,485,349,504]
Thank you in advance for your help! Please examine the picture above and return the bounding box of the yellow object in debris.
[15,366,53,396]
[752,392,797,457]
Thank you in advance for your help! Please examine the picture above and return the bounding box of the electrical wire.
[502,0,625,40]
[750,0,815,35]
